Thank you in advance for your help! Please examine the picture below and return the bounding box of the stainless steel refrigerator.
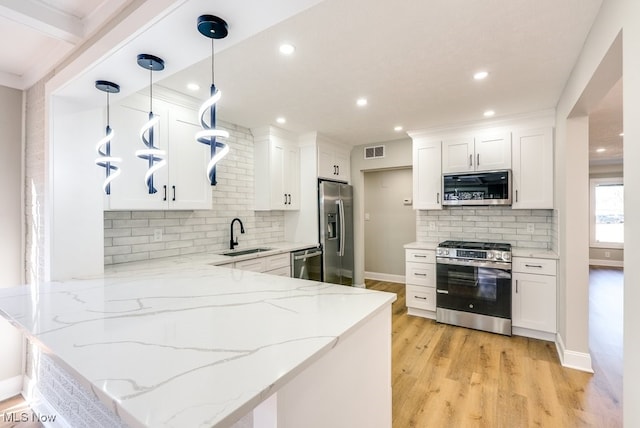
[319,180,354,286]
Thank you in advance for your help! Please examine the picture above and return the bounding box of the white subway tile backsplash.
[104,121,285,265]
[416,206,554,249]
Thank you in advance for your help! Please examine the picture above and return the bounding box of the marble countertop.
[0,254,395,427]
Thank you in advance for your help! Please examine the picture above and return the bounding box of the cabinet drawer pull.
[414,296,427,300]
[525,264,543,268]
[414,273,427,277]
[414,255,427,258]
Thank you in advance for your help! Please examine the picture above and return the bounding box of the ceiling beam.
[0,0,83,44]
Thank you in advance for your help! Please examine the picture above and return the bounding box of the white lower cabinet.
[222,253,291,277]
[405,248,436,318]
[512,257,557,338]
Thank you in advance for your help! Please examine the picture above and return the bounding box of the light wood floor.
[368,276,622,428]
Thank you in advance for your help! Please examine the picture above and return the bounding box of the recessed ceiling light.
[276,117,286,124]
[187,83,200,91]
[619,132,624,137]
[394,126,403,132]
[279,43,295,55]
[483,110,495,117]
[356,98,368,107]
[596,148,606,153]
[474,71,489,80]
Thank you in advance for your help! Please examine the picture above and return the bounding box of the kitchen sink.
[221,247,273,257]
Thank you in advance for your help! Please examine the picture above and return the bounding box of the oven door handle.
[436,289,449,294]
[436,258,512,271]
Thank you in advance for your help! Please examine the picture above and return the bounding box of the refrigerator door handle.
[338,199,346,257]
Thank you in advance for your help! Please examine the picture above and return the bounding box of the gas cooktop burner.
[437,240,511,252]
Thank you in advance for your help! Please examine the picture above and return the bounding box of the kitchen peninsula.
[0,256,395,427]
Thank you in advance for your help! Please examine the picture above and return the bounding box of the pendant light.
[94,80,121,195]
[135,53,167,194]
[196,14,230,186]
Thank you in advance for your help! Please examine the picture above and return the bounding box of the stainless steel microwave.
[442,170,512,206]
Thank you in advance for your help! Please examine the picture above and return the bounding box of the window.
[590,177,624,248]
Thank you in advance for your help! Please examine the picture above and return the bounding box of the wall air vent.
[364,145,385,159]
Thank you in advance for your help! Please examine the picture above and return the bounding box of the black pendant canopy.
[137,53,165,71]
[95,80,120,93]
[197,15,228,39]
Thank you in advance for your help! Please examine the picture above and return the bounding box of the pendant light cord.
[149,66,153,113]
[211,37,215,85]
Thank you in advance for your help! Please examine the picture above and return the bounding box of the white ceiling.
[0,0,133,89]
[1,0,621,162]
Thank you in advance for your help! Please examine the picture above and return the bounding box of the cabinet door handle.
[414,296,427,300]
[163,185,167,201]
[525,264,543,268]
[477,153,480,166]
[284,193,288,205]
[337,165,340,175]
[469,154,473,167]
[515,189,518,203]
[436,192,440,204]
[287,194,291,205]
[172,185,176,201]
[515,279,518,293]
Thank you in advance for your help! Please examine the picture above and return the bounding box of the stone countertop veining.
[0,253,395,427]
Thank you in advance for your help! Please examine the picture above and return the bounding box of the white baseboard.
[0,374,23,402]
[364,271,405,284]
[555,333,593,373]
[589,259,623,268]
[512,327,556,342]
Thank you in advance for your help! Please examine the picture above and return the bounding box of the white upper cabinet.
[412,139,442,210]
[512,127,554,209]
[254,126,300,211]
[441,137,474,173]
[106,94,211,210]
[442,132,511,173]
[318,142,350,182]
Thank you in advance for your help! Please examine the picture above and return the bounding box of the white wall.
[0,85,24,397]
[364,168,415,280]
[554,0,640,424]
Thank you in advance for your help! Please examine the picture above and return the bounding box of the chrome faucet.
[230,218,245,250]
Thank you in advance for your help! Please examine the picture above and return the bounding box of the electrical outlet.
[605,251,611,258]
[526,223,535,233]
[428,221,436,231]
[364,213,370,221]
[153,229,163,242]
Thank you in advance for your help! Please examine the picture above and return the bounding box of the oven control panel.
[436,247,511,261]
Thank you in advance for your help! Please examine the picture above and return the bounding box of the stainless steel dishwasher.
[291,247,323,281]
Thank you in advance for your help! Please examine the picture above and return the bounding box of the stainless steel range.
[435,240,512,335]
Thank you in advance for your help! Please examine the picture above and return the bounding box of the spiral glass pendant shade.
[135,54,166,194]
[94,80,121,195]
[196,14,229,185]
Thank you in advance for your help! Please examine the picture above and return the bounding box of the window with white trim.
[590,177,624,248]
